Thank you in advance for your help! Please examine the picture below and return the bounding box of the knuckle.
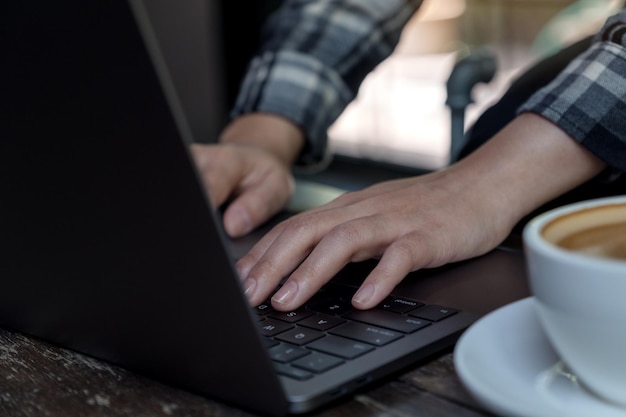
[284,216,318,237]
[389,237,419,260]
[394,231,451,268]
[329,221,363,244]
[252,257,279,276]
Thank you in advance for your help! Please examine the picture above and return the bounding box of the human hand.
[236,113,606,311]
[191,142,295,237]
[236,170,513,311]
[190,113,305,237]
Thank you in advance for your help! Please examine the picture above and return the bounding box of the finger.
[269,215,394,311]
[235,215,295,279]
[223,170,294,237]
[190,144,242,207]
[238,220,318,307]
[352,233,434,310]
[238,207,369,306]
[237,206,352,279]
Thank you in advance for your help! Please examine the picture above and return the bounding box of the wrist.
[451,113,606,229]
[219,113,305,166]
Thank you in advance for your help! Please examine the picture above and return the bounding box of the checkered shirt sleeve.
[230,0,422,168]
[519,11,626,174]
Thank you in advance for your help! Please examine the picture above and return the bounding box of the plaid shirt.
[230,0,422,167]
[520,11,626,174]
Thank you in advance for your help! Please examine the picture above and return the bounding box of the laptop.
[0,1,529,415]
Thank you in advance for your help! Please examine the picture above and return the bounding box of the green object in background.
[532,0,623,58]
[288,179,346,212]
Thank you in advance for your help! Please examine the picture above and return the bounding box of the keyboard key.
[308,300,353,316]
[258,318,294,336]
[275,327,325,346]
[343,310,430,334]
[298,314,346,331]
[268,343,310,363]
[409,305,458,322]
[262,337,279,349]
[292,352,344,373]
[377,296,424,313]
[254,302,275,316]
[330,322,402,346]
[268,309,314,323]
[275,363,313,380]
[308,335,374,359]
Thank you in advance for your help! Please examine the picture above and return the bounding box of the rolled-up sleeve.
[519,11,626,173]
[230,0,422,168]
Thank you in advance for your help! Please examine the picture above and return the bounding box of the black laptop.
[0,1,529,415]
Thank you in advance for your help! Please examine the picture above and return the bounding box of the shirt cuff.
[518,41,626,178]
[230,50,354,169]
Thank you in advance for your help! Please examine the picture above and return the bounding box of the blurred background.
[327,0,624,170]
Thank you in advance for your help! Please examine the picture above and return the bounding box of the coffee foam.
[557,223,626,259]
[542,202,626,260]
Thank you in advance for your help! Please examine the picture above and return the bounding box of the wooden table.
[0,326,495,417]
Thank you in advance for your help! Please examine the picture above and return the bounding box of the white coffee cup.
[523,195,626,407]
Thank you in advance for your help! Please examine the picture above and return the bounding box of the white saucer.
[454,297,626,417]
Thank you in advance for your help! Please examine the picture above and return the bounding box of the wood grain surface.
[0,327,495,417]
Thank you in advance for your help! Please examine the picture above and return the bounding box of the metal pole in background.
[445,48,497,164]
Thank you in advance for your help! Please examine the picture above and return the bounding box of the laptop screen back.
[0,1,289,414]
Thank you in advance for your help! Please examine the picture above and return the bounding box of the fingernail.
[353,284,375,306]
[243,277,256,298]
[272,281,298,306]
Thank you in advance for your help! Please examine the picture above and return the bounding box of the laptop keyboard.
[254,282,459,380]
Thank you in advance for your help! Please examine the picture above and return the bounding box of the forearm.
[446,113,607,232]
[219,113,305,166]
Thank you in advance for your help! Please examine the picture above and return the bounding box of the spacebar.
[329,322,402,346]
